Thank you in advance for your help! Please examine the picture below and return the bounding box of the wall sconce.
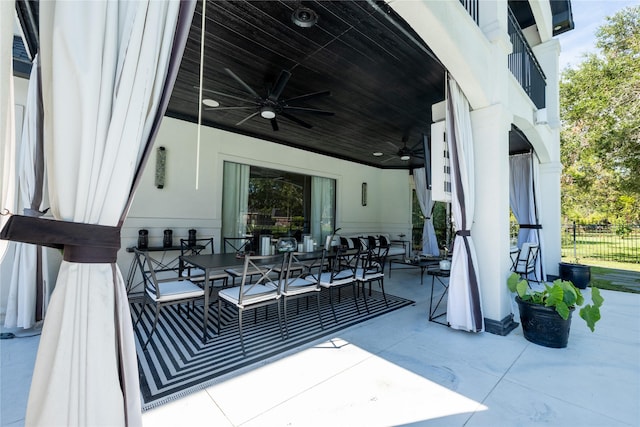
[155,146,166,189]
[361,182,367,206]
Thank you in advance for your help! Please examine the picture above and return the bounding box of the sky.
[557,0,639,70]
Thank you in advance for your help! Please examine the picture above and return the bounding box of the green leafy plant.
[507,273,604,332]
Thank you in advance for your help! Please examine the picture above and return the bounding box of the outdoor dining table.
[180,250,331,342]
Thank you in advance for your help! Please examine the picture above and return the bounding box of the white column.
[532,39,562,276]
[538,161,562,276]
[470,103,515,333]
[533,39,561,132]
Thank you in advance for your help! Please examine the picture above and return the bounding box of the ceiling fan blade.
[380,155,398,164]
[225,68,261,98]
[385,141,399,151]
[281,112,313,129]
[409,139,425,152]
[282,106,334,116]
[205,106,256,111]
[235,111,259,126]
[268,70,291,101]
[271,118,279,131]
[196,87,257,104]
[384,140,400,150]
[283,90,331,104]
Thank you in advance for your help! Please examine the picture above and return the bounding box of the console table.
[389,257,441,284]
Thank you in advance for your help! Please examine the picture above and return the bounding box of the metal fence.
[561,221,640,264]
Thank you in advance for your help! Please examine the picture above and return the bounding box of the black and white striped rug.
[131,287,414,409]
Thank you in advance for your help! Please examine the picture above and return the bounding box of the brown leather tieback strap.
[455,230,471,237]
[0,215,120,263]
[519,224,542,229]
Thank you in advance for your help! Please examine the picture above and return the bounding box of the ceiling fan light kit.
[205,67,334,131]
[260,106,276,119]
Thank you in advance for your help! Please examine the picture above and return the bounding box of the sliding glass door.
[222,161,335,248]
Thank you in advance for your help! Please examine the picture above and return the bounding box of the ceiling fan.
[200,68,334,131]
[381,134,426,163]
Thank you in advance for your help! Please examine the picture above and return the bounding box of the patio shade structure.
[445,76,484,332]
[413,166,439,256]
[5,54,50,328]
[0,1,195,425]
[509,152,545,280]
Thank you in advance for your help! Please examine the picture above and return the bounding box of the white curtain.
[311,176,335,244]
[509,152,544,280]
[0,0,17,262]
[222,161,250,239]
[413,167,439,256]
[5,55,50,328]
[23,2,192,425]
[445,77,483,332]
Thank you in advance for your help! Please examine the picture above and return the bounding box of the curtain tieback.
[455,230,471,237]
[0,215,120,263]
[424,217,431,220]
[519,224,542,229]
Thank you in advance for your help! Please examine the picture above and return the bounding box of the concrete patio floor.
[2,267,639,426]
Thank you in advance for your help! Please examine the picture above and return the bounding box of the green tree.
[560,6,640,223]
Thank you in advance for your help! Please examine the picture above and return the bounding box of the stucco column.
[533,39,562,275]
[538,161,563,276]
[470,103,517,335]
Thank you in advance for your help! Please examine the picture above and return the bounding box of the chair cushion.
[282,277,320,296]
[218,283,279,306]
[317,270,354,287]
[149,280,204,303]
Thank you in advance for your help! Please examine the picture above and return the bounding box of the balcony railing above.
[507,8,546,109]
[459,0,479,25]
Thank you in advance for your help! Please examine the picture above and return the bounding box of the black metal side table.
[428,268,450,325]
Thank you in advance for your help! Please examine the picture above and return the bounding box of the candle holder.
[138,229,149,249]
[163,229,173,248]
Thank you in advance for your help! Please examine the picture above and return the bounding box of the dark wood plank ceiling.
[167,0,446,169]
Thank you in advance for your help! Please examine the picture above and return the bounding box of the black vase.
[516,297,573,348]
[188,229,197,247]
[558,262,591,289]
[163,229,173,248]
[138,229,149,249]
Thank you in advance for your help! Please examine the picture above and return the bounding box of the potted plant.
[559,222,591,289]
[558,258,591,289]
[507,273,604,348]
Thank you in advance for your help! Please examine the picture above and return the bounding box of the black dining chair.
[134,249,205,349]
[316,247,365,323]
[280,251,325,338]
[217,253,286,355]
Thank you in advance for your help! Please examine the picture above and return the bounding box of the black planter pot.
[558,262,591,289]
[516,297,574,348]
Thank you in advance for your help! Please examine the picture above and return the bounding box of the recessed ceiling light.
[400,155,410,161]
[372,152,383,157]
[202,98,219,107]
